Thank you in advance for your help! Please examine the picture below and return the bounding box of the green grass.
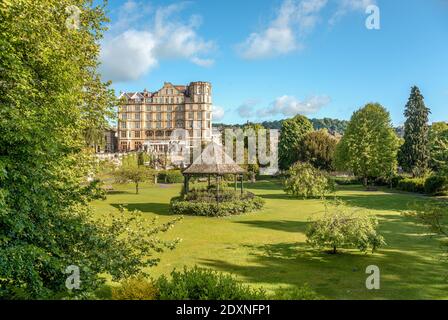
[91,180,448,300]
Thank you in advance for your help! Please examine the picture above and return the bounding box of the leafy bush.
[170,195,265,217]
[155,266,266,300]
[397,177,426,193]
[111,276,158,300]
[424,174,448,196]
[158,170,183,184]
[284,162,335,199]
[306,201,385,254]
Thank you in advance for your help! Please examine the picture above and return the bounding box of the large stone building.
[117,81,213,153]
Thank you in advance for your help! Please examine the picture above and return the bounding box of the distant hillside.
[213,118,349,135]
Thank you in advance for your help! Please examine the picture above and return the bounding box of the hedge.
[396,177,426,193]
[169,194,265,217]
[158,170,183,184]
[424,175,448,196]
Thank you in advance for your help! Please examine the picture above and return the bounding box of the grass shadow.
[110,202,172,215]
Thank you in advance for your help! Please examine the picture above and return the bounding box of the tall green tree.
[0,0,178,299]
[335,103,399,186]
[398,86,431,176]
[428,122,448,172]
[298,129,338,171]
[279,115,313,170]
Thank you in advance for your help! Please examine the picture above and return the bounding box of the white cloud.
[100,1,215,82]
[259,95,331,117]
[212,106,225,121]
[236,99,260,118]
[237,0,327,59]
[329,0,377,25]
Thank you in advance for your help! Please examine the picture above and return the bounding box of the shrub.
[111,276,158,300]
[424,174,448,196]
[306,201,385,254]
[155,266,266,300]
[397,177,426,193]
[158,170,184,184]
[284,162,335,199]
[170,195,265,217]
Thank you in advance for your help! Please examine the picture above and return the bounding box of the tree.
[114,166,154,194]
[298,130,338,171]
[306,201,385,254]
[283,162,334,199]
[335,103,399,187]
[279,115,313,170]
[0,0,178,298]
[398,86,431,176]
[428,122,448,172]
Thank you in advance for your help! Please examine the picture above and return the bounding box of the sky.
[98,0,448,126]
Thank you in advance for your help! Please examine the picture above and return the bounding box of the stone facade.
[117,81,213,153]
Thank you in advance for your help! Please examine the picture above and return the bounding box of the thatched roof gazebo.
[182,142,245,197]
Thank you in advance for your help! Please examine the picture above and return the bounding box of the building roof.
[183,142,245,175]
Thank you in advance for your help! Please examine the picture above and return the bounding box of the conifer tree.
[398,86,431,176]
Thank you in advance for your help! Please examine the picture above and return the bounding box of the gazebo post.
[208,174,211,188]
[234,174,237,191]
[240,174,244,195]
[183,174,190,194]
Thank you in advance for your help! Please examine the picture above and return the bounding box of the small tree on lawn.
[306,201,385,254]
[335,103,399,187]
[114,166,154,194]
[283,162,335,199]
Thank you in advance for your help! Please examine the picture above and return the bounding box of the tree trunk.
[333,245,337,254]
[135,182,139,194]
[363,176,368,188]
[251,172,256,183]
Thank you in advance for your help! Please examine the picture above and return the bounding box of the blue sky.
[99,0,448,125]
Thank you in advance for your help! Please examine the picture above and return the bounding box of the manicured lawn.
[91,180,448,300]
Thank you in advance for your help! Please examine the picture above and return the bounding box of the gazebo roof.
[183,142,245,175]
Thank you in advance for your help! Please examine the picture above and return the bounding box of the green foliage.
[111,275,158,300]
[114,166,155,194]
[332,176,361,186]
[298,130,338,171]
[335,103,399,186]
[155,266,266,300]
[428,122,448,173]
[0,0,172,299]
[158,170,183,184]
[398,86,431,176]
[306,201,385,254]
[170,195,265,217]
[310,118,349,135]
[279,115,313,170]
[283,162,335,199]
[424,174,448,196]
[397,177,426,193]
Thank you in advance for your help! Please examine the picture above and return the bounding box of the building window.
[156,122,161,129]
[135,131,141,138]
[156,113,162,121]
[146,121,151,129]
[167,105,172,112]
[135,122,140,129]
[121,131,127,138]
[135,141,142,150]
[146,105,151,111]
[156,105,161,112]
[189,112,194,120]
[135,105,140,112]
[135,113,140,120]
[121,113,127,120]
[121,122,127,129]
